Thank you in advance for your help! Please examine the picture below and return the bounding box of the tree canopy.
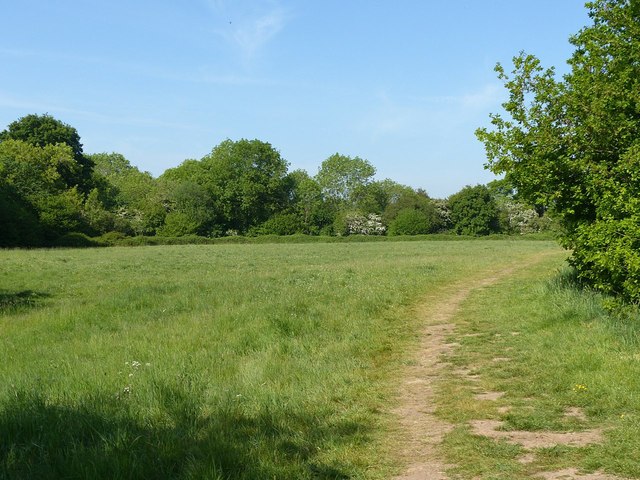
[476,0,640,301]
[0,114,94,193]
[315,153,376,205]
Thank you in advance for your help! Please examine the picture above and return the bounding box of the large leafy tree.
[476,0,640,301]
[89,152,165,235]
[162,139,291,234]
[0,114,94,193]
[286,169,331,234]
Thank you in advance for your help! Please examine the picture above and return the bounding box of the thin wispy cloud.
[0,46,275,87]
[357,83,505,140]
[0,91,205,131]
[207,1,291,62]
[408,83,504,109]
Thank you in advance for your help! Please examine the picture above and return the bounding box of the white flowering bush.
[502,201,553,234]
[346,213,386,235]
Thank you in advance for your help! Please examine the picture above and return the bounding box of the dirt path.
[391,257,549,480]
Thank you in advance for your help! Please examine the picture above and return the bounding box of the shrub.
[388,209,431,235]
[96,231,129,246]
[53,232,103,248]
[448,185,500,236]
[248,213,304,236]
[570,218,640,302]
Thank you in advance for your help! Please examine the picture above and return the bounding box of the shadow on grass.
[547,267,640,347]
[0,385,363,479]
[0,290,50,314]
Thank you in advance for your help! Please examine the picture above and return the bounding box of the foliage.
[161,139,291,234]
[501,201,555,234]
[571,218,640,300]
[336,212,386,236]
[486,180,554,234]
[476,0,640,301]
[89,152,165,235]
[0,114,94,193]
[447,185,500,236]
[53,232,104,248]
[389,208,432,235]
[287,169,332,234]
[158,181,214,237]
[351,179,405,215]
[0,139,90,242]
[0,183,42,247]
[315,153,376,205]
[248,212,304,236]
[383,188,444,234]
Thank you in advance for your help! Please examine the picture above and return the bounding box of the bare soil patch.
[564,407,588,421]
[474,391,505,401]
[469,419,604,449]
[536,468,628,480]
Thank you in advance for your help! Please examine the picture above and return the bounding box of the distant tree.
[158,181,214,236]
[486,178,515,200]
[0,114,94,193]
[334,211,386,236]
[448,185,500,236]
[161,139,291,234]
[0,182,42,247]
[352,179,410,215]
[383,188,443,234]
[287,169,331,234]
[248,212,304,236]
[315,153,376,205]
[0,139,90,242]
[89,152,165,235]
[388,208,432,236]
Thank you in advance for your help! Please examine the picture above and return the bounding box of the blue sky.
[1,1,590,197]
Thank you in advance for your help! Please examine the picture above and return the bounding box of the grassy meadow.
[4,239,640,479]
[0,239,559,479]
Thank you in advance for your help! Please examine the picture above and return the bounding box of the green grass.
[0,240,558,479]
[436,255,640,479]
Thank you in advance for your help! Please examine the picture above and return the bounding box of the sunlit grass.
[437,256,640,479]
[0,240,559,479]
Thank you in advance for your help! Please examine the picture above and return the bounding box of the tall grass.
[0,240,560,479]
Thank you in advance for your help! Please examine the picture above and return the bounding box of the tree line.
[0,113,551,248]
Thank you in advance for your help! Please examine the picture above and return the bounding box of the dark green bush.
[53,233,104,248]
[448,185,500,236]
[248,213,304,236]
[388,209,431,235]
